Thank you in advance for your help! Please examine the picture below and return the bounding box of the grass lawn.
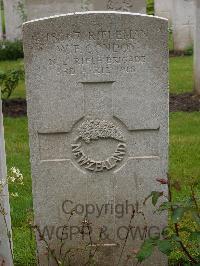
[0,55,194,99]
[3,112,200,265]
[4,117,36,265]
[170,55,194,94]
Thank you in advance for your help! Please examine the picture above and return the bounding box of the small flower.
[9,176,16,183]
[8,167,24,185]
[10,192,19,198]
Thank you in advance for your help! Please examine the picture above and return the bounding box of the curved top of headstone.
[23,11,168,25]
[23,12,168,62]
[25,0,147,20]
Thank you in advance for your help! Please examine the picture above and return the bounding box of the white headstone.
[23,12,168,265]
[172,0,195,52]
[154,0,173,24]
[0,94,13,266]
[93,0,146,13]
[25,0,146,20]
[3,0,24,40]
[194,0,200,95]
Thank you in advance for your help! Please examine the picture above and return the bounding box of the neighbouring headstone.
[0,94,13,266]
[93,0,146,13]
[3,0,25,40]
[154,0,173,24]
[26,0,146,20]
[25,0,84,20]
[194,0,200,95]
[23,12,168,265]
[172,0,195,52]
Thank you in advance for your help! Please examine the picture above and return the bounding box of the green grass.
[170,112,200,181]
[169,31,174,52]
[169,55,193,94]
[3,112,200,265]
[169,112,200,201]
[4,117,36,265]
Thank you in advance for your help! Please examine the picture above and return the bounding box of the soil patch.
[2,93,200,117]
[2,99,27,117]
[170,93,200,112]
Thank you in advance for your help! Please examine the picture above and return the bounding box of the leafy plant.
[147,0,154,16]
[184,45,193,56]
[136,178,200,265]
[0,67,24,98]
[0,167,24,263]
[0,41,24,61]
[17,0,27,23]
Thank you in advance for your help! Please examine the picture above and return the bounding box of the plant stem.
[191,186,200,218]
[117,209,136,266]
[168,178,198,264]
[174,223,198,264]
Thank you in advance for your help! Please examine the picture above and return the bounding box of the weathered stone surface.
[194,0,200,95]
[25,0,83,20]
[23,12,168,265]
[172,0,195,52]
[154,0,173,24]
[3,0,24,40]
[93,0,146,13]
[0,94,13,266]
[26,0,146,20]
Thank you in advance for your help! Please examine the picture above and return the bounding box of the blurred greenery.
[0,59,25,98]
[147,0,154,15]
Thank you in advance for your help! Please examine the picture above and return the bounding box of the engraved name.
[31,27,147,76]
[72,142,127,172]
[31,28,147,51]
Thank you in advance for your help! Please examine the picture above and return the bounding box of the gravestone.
[172,0,195,52]
[23,12,168,265]
[3,0,24,40]
[0,94,13,266]
[93,0,146,13]
[154,0,173,24]
[194,0,200,95]
[25,0,84,20]
[26,0,146,20]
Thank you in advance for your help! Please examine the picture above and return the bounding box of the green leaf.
[192,212,200,226]
[157,240,172,255]
[151,191,163,206]
[143,191,163,206]
[157,202,171,213]
[189,231,200,242]
[172,207,185,223]
[136,240,155,262]
[170,234,181,242]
